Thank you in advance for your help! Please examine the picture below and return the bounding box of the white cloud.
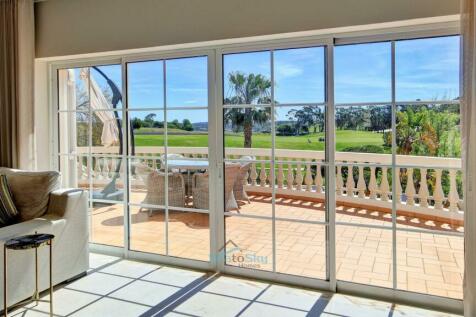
[276,63,303,78]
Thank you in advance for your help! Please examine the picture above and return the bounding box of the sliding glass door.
[126,56,211,262]
[221,46,329,280]
[54,33,463,304]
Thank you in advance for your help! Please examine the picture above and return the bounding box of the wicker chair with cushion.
[233,156,255,205]
[192,164,240,211]
[134,163,185,215]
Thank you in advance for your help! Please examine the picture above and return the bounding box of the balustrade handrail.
[76,146,462,169]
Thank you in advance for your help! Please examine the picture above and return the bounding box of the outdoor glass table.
[166,160,209,170]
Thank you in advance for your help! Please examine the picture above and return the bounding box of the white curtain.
[79,68,119,147]
[462,0,476,315]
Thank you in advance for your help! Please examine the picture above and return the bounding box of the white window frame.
[46,19,463,314]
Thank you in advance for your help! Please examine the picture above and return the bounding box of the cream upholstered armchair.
[192,164,240,211]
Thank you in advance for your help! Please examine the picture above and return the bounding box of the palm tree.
[224,72,272,148]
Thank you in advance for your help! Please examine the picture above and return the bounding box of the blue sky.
[86,35,459,124]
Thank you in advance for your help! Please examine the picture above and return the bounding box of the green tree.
[143,113,157,128]
[287,106,324,134]
[131,117,142,130]
[224,72,272,147]
[396,106,460,157]
[182,119,194,131]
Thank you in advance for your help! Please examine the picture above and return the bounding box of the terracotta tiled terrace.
[90,191,464,300]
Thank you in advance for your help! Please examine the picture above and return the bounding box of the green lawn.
[134,130,388,152]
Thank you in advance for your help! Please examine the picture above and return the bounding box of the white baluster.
[305,163,313,192]
[295,162,303,191]
[369,166,377,199]
[448,169,460,212]
[396,169,402,204]
[259,162,267,187]
[277,163,284,189]
[95,158,103,180]
[287,164,294,190]
[102,158,110,179]
[405,168,416,206]
[380,167,389,201]
[110,159,116,177]
[433,169,444,210]
[357,166,366,198]
[346,165,354,197]
[250,163,258,186]
[315,165,323,193]
[418,168,429,207]
[267,164,274,187]
[336,166,343,196]
[77,158,85,180]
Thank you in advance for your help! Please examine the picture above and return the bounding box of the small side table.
[3,233,54,317]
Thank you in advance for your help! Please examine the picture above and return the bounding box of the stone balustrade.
[71,146,464,221]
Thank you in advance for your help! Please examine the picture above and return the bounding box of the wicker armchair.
[192,164,240,211]
[233,156,255,204]
[134,163,185,215]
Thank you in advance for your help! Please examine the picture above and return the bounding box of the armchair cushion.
[0,168,60,221]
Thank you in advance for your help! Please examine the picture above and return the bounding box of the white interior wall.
[34,0,459,58]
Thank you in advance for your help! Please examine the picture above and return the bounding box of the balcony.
[74,146,464,299]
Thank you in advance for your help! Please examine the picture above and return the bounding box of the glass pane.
[91,157,124,202]
[129,206,166,254]
[397,230,463,299]
[396,167,464,231]
[59,155,89,190]
[274,47,325,103]
[275,163,326,222]
[225,216,273,271]
[58,68,89,111]
[225,160,272,218]
[396,36,460,101]
[91,110,123,155]
[130,110,165,156]
[336,225,393,288]
[223,51,271,105]
[276,221,326,279]
[166,109,208,155]
[90,65,123,108]
[129,157,165,207]
[335,42,391,103]
[335,165,393,227]
[335,105,391,155]
[166,56,208,107]
[224,107,272,158]
[168,211,210,261]
[91,202,124,247]
[275,106,326,152]
[127,60,164,109]
[396,104,461,166]
[58,112,89,154]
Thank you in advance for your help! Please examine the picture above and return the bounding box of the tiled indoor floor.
[12,253,460,317]
[90,193,464,300]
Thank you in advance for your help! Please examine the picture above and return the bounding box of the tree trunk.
[244,122,252,148]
